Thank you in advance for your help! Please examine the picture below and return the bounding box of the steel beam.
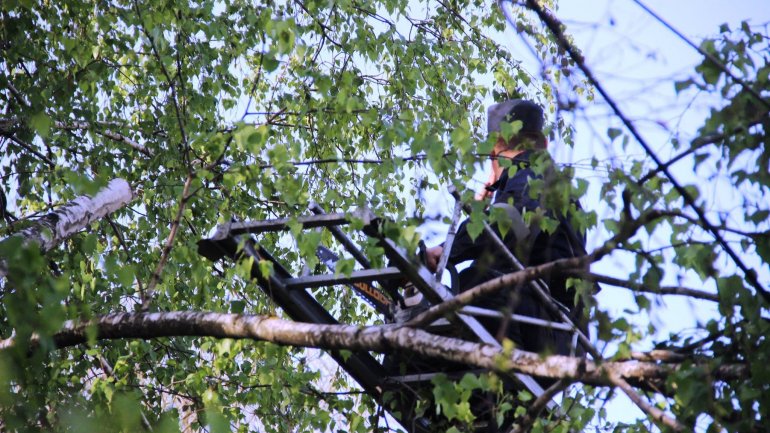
[459,306,574,332]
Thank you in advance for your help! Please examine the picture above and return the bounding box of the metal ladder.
[197,204,582,432]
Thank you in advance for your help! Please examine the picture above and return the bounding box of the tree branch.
[404,255,590,329]
[0,311,747,390]
[0,117,153,156]
[0,178,134,278]
[607,370,687,432]
[5,81,31,108]
[570,271,719,302]
[141,173,194,309]
[54,120,153,156]
[509,379,570,433]
[7,135,55,167]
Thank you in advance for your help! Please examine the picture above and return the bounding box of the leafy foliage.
[0,0,768,432]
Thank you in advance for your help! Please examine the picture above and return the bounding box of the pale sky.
[507,1,769,427]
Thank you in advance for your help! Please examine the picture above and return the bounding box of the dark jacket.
[447,150,588,354]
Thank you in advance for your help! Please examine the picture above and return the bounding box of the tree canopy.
[1,0,768,432]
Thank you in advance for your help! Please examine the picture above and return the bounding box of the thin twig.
[8,136,55,167]
[638,117,765,184]
[570,271,719,302]
[141,174,194,310]
[509,379,570,433]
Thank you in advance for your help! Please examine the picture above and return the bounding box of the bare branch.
[628,350,688,363]
[570,271,719,302]
[509,379,570,433]
[405,255,590,329]
[5,82,31,108]
[7,135,55,167]
[141,173,195,309]
[607,371,687,432]
[54,120,153,156]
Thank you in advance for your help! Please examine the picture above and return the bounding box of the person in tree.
[425,99,589,356]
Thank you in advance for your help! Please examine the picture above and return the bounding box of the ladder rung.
[386,369,488,383]
[206,210,375,240]
[459,305,574,332]
[283,267,403,289]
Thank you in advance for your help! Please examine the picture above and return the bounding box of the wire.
[630,0,770,111]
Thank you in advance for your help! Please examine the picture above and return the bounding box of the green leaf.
[334,258,355,276]
[674,78,694,93]
[230,300,246,314]
[500,119,523,142]
[751,232,770,263]
[234,124,269,155]
[607,127,622,142]
[258,260,274,279]
[29,112,52,137]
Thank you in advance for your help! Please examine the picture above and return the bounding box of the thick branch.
[607,370,686,432]
[0,312,747,390]
[0,178,134,277]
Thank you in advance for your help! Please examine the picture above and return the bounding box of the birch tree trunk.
[0,178,134,277]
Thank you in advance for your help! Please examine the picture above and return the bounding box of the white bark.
[0,178,134,277]
[0,311,746,390]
